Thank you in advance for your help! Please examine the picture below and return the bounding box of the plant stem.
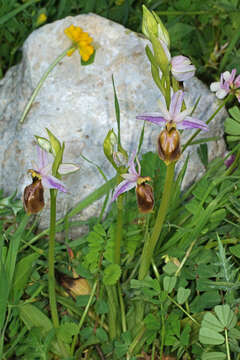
[225,329,231,360]
[106,286,118,340]
[115,184,123,265]
[182,95,231,153]
[138,162,175,280]
[20,46,74,124]
[48,189,59,328]
[71,280,97,355]
[127,325,145,357]
[167,295,200,326]
[118,282,127,333]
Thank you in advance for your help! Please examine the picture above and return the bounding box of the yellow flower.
[64,24,94,62]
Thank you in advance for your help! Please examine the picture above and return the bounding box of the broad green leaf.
[57,322,78,343]
[202,352,226,360]
[19,303,53,335]
[5,214,29,284]
[215,304,237,329]
[0,262,9,330]
[96,328,108,342]
[201,312,224,332]
[163,276,176,293]
[224,117,240,135]
[229,106,240,122]
[144,313,160,331]
[177,287,191,305]
[199,327,225,345]
[163,262,178,275]
[93,224,106,237]
[180,324,191,346]
[103,264,121,285]
[229,244,240,258]
[13,253,39,301]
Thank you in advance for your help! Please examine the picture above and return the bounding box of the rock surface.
[0,13,226,231]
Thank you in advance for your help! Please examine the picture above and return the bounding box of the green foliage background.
[0,0,240,82]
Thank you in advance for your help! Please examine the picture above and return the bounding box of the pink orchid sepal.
[137,90,208,131]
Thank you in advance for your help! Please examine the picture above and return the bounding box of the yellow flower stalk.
[64,24,94,61]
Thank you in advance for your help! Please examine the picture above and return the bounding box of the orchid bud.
[23,175,44,215]
[171,55,195,81]
[157,122,181,165]
[136,177,154,214]
[142,5,170,48]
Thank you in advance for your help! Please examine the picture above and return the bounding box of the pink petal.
[37,146,48,170]
[42,174,67,192]
[128,151,138,177]
[169,91,184,120]
[180,116,208,131]
[136,114,166,126]
[111,180,136,202]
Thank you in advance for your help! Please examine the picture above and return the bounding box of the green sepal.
[103,129,118,171]
[35,135,52,153]
[52,142,65,177]
[46,128,61,156]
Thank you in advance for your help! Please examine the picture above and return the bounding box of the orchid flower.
[23,147,67,214]
[136,90,208,131]
[112,153,154,213]
[30,146,67,193]
[210,69,240,101]
[112,153,142,202]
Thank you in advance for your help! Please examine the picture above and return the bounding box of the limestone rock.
[0,13,226,231]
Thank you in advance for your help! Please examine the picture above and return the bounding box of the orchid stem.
[115,172,125,265]
[71,280,97,355]
[20,46,74,124]
[138,162,175,280]
[115,189,123,265]
[182,95,231,152]
[48,189,59,328]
